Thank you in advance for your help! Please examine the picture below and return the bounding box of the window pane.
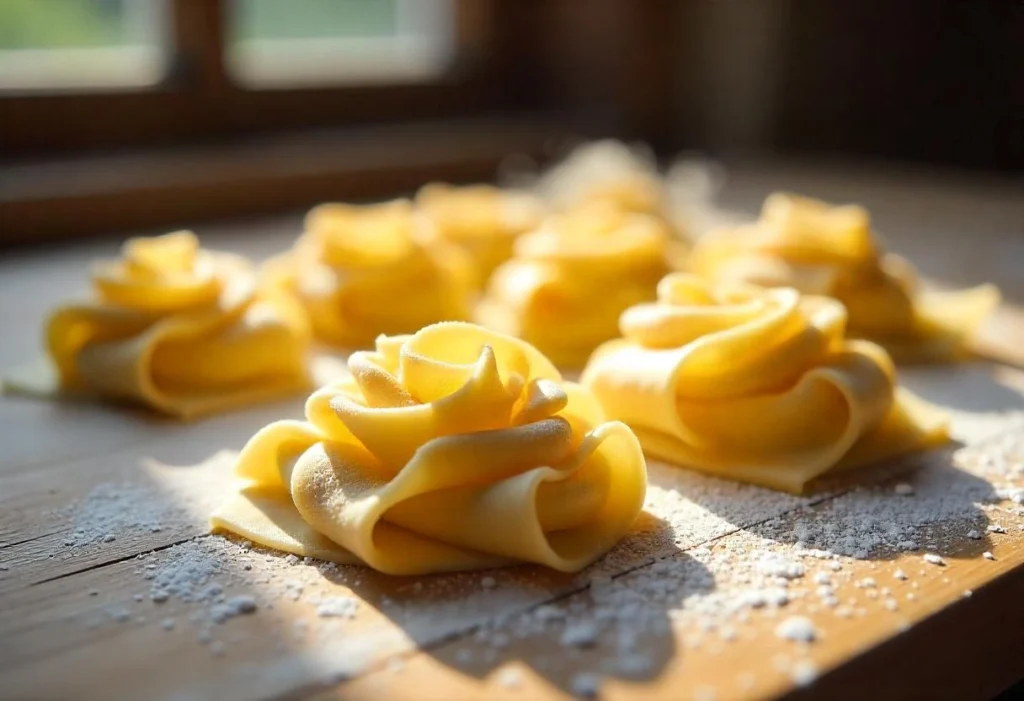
[0,0,167,90]
[227,0,454,88]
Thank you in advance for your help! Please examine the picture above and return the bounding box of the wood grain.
[0,163,1022,701]
[1,421,1020,701]
[338,502,1024,701]
[0,118,563,247]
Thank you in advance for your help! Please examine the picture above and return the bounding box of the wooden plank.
[0,118,564,246]
[331,527,1024,701]
[324,430,1024,701]
[17,360,1012,592]
[0,538,570,701]
[0,399,307,589]
[0,404,1020,700]
[0,464,678,700]
[1,163,1022,701]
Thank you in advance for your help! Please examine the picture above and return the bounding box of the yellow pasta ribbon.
[416,183,545,286]
[541,139,675,222]
[478,202,681,367]
[581,273,948,493]
[574,173,667,219]
[212,322,647,575]
[690,193,1000,361]
[3,231,311,419]
[263,199,473,347]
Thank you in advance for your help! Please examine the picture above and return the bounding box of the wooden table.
[1,162,1022,701]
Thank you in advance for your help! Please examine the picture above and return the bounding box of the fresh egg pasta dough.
[416,183,545,286]
[689,193,999,361]
[212,322,647,574]
[581,273,948,493]
[477,202,682,367]
[539,140,676,226]
[263,199,473,347]
[2,231,312,419]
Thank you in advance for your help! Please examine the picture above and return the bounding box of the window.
[227,0,455,88]
[0,0,167,91]
[0,0,492,156]
[0,0,525,245]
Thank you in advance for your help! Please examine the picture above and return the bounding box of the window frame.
[0,0,500,156]
[0,1,683,248]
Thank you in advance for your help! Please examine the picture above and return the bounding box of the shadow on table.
[898,362,1024,414]
[732,441,1002,563]
[1,401,697,700]
[319,511,713,698]
[658,357,1023,565]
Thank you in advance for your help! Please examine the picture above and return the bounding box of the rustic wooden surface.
[0,162,1022,701]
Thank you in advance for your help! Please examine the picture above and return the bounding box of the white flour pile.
[56,483,180,548]
[135,538,362,639]
[42,451,237,559]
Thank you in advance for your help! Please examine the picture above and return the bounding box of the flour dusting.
[52,404,1023,699]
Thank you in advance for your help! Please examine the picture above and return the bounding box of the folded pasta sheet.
[538,140,679,231]
[263,199,473,347]
[690,193,999,361]
[3,232,312,419]
[581,274,948,493]
[212,322,647,575]
[416,183,545,287]
[478,202,682,367]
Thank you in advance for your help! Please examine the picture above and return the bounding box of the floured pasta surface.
[3,231,311,419]
[262,199,474,347]
[416,183,545,287]
[212,322,647,575]
[689,193,999,361]
[581,273,949,493]
[538,139,680,233]
[478,202,683,367]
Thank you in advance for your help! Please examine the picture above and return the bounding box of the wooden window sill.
[0,115,566,248]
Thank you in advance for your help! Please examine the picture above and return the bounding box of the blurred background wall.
[1,0,1020,245]
[515,0,1022,170]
